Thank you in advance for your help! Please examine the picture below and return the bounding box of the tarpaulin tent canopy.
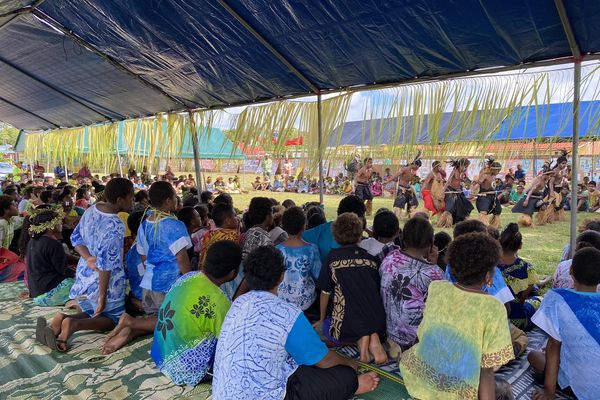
[334,100,600,146]
[0,1,600,131]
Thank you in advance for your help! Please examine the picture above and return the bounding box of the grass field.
[224,191,594,277]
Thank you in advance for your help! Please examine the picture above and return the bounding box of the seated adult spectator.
[212,246,380,399]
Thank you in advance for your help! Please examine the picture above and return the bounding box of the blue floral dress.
[69,205,126,323]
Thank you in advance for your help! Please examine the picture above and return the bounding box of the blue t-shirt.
[302,221,339,264]
[126,243,145,301]
[137,217,192,293]
[276,243,322,310]
[445,266,514,304]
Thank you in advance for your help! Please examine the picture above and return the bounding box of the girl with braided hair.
[437,158,473,227]
[26,207,75,306]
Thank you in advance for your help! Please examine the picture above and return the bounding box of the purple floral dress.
[380,249,443,350]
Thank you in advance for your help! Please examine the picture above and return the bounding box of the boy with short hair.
[529,247,600,399]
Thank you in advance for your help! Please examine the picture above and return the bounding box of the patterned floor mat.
[0,282,210,400]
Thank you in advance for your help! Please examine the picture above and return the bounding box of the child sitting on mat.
[101,181,192,354]
[400,232,514,399]
[380,217,443,353]
[26,208,75,307]
[36,178,134,352]
[276,206,321,311]
[152,240,242,386]
[316,212,388,364]
[528,247,600,400]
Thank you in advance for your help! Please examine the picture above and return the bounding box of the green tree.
[0,122,19,146]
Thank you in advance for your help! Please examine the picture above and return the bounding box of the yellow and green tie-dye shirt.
[400,280,513,400]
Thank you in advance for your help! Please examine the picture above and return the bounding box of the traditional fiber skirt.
[445,186,474,223]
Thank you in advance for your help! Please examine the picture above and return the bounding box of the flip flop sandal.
[35,317,48,346]
[44,327,68,353]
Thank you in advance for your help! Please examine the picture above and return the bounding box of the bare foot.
[50,313,68,336]
[56,317,78,351]
[358,336,372,363]
[369,336,388,365]
[102,326,133,355]
[106,312,133,340]
[355,372,380,395]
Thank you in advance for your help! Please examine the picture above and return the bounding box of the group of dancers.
[353,150,571,228]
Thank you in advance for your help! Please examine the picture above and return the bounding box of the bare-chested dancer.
[354,158,374,216]
[385,155,421,219]
[475,158,502,226]
[438,158,473,227]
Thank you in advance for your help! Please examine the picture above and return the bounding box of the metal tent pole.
[555,0,582,258]
[570,61,581,258]
[188,111,203,194]
[317,93,324,205]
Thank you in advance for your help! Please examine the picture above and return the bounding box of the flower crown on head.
[28,206,65,235]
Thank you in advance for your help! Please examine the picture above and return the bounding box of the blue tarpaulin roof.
[1,1,600,131]
[334,101,600,146]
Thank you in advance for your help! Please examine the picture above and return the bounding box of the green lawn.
[225,191,591,277]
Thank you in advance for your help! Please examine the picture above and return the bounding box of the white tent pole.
[317,93,324,205]
[570,61,581,258]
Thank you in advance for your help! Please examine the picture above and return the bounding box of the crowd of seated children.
[19,165,600,400]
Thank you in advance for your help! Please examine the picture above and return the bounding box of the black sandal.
[35,317,48,346]
[44,327,68,352]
